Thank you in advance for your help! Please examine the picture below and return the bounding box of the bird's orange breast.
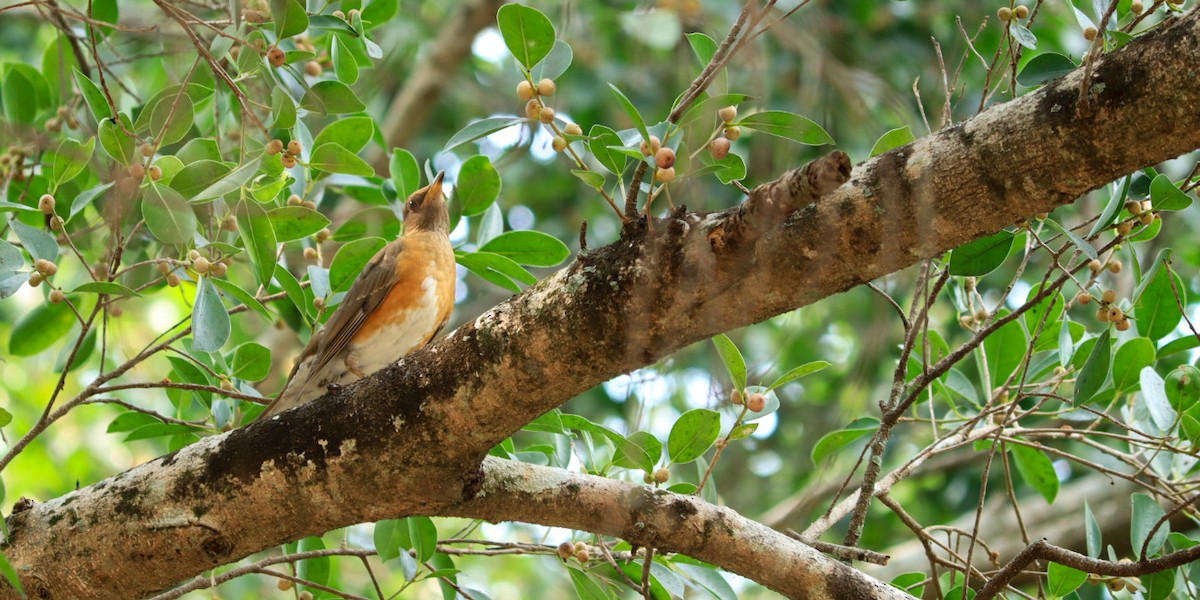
[352,231,455,347]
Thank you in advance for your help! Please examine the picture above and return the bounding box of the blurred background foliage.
[0,0,1197,598]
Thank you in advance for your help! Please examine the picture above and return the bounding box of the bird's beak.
[428,171,445,199]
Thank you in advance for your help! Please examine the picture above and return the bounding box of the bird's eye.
[407,200,419,211]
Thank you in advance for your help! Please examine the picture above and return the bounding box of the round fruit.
[287,140,302,155]
[653,467,669,483]
[28,272,42,287]
[655,166,676,183]
[220,378,235,391]
[1115,318,1131,332]
[267,139,283,155]
[188,249,201,261]
[640,135,661,156]
[38,194,55,214]
[1102,289,1116,304]
[302,200,317,210]
[304,61,322,76]
[333,10,346,19]
[997,6,1012,21]
[35,259,56,276]
[281,154,297,168]
[304,247,318,260]
[212,262,228,277]
[655,147,676,169]
[140,143,155,157]
[1014,5,1029,18]
[746,393,767,412]
[167,273,181,287]
[267,46,285,67]
[128,163,146,181]
[724,126,741,141]
[537,78,556,96]
[516,80,534,101]
[575,547,589,563]
[557,541,574,560]
[1076,292,1093,305]
[288,194,303,206]
[193,256,211,274]
[313,296,325,309]
[1130,1,1144,13]
[157,262,171,275]
[525,99,541,120]
[316,228,332,242]
[718,105,737,123]
[564,123,583,136]
[1108,259,1123,273]
[49,289,66,303]
[1087,259,1103,274]
[731,389,744,405]
[708,137,731,160]
[1096,307,1109,322]
[1083,26,1098,41]
[538,106,556,124]
[551,136,567,152]
[276,578,293,591]
[148,165,163,181]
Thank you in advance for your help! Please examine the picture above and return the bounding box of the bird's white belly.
[348,275,442,375]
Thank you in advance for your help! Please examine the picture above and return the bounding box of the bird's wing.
[303,239,405,378]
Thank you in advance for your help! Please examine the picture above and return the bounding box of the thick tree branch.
[4,9,1200,599]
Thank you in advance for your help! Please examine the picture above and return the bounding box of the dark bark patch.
[112,484,146,518]
[668,498,697,520]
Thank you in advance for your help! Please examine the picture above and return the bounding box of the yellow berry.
[188,249,201,261]
[1014,5,1029,18]
[1102,289,1116,304]
[655,166,676,183]
[287,140,302,156]
[525,99,541,120]
[157,262,171,275]
[537,78,556,96]
[299,592,314,600]
[708,137,731,160]
[316,228,332,242]
[35,259,56,276]
[212,262,228,277]
[1076,292,1093,305]
[27,272,42,287]
[575,547,589,563]
[167,273,181,287]
[140,143,155,157]
[551,136,567,152]
[1108,259,1122,274]
[1088,259,1103,274]
[1097,307,1109,322]
[724,126,741,141]
[653,467,669,483]
[655,147,676,169]
[148,165,163,181]
[1108,306,1123,321]
[718,105,737,123]
[639,135,661,156]
[538,106,556,124]
[281,154,297,168]
[516,80,534,101]
[746,393,767,412]
[1139,212,1155,225]
[304,61,322,76]
[276,578,293,591]
[267,139,284,155]
[288,194,303,206]
[1115,318,1131,332]
[313,296,325,309]
[220,378,234,391]
[1083,26,1098,41]
[998,6,1012,21]
[267,46,286,67]
[49,289,65,303]
[302,200,317,210]
[1130,0,1144,14]
[193,256,211,274]
[38,194,55,214]
[1116,220,1133,236]
[564,123,582,136]
[128,163,145,181]
[557,541,574,560]
[304,247,318,261]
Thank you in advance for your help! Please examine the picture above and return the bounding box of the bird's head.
[402,171,448,234]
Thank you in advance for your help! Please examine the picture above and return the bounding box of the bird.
[259,172,455,419]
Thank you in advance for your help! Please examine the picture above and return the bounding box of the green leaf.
[736,110,834,146]
[455,251,536,292]
[309,142,373,176]
[948,230,1016,276]
[710,334,746,391]
[456,155,502,217]
[0,551,23,598]
[1084,499,1101,558]
[406,516,438,563]
[613,431,662,472]
[231,342,271,381]
[312,115,373,154]
[496,4,556,69]
[273,263,309,317]
[267,206,330,242]
[141,184,197,245]
[667,409,721,464]
[1135,253,1184,342]
[1131,492,1168,558]
[868,126,914,157]
[170,161,232,200]
[98,114,135,165]
[530,40,573,81]
[890,572,925,597]
[72,67,111,121]
[1043,217,1098,261]
[477,230,568,267]
[297,537,330,590]
[1139,366,1176,434]
[608,83,650,146]
[9,220,58,263]
[177,138,222,164]
[236,200,277,287]
[9,301,74,356]
[209,278,271,321]
[88,0,118,38]
[587,124,627,175]
[727,423,758,440]
[192,277,230,352]
[3,67,37,123]
[69,281,139,297]
[1047,562,1088,597]
[1158,335,1200,359]
[361,0,397,26]
[0,239,21,272]
[125,422,198,441]
[300,80,366,114]
[1150,174,1192,211]
[329,237,386,293]
[1165,365,1200,412]
[767,361,831,392]
[1074,329,1111,405]
[1024,285,1065,333]
[983,311,1027,387]
[1112,338,1155,392]
[707,152,746,184]
[811,417,879,464]
[571,169,605,190]
[444,117,525,151]
[148,93,194,146]
[1009,441,1058,503]
[193,157,263,203]
[1017,52,1076,86]
[46,137,95,188]
[331,34,360,84]
[270,0,309,39]
[390,148,421,199]
[1009,22,1037,49]
[686,32,718,66]
[374,519,403,562]
[568,566,611,600]
[69,182,110,223]
[1144,567,1175,600]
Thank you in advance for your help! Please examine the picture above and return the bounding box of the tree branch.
[4,9,1200,599]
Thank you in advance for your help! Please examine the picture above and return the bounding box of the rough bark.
[4,9,1200,600]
